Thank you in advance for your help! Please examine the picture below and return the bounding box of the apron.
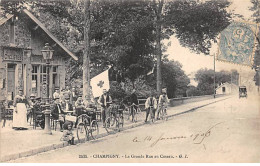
[13,103,28,128]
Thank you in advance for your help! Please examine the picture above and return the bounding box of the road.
[9,95,260,163]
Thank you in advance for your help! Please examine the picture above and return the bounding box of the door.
[7,64,16,100]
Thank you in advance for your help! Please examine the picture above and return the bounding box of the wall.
[168,94,226,107]
[137,94,227,110]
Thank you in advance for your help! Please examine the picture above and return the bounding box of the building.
[215,82,238,95]
[0,9,78,101]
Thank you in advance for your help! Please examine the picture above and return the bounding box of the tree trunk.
[83,0,91,102]
[153,0,164,95]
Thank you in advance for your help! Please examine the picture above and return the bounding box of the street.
[9,95,260,163]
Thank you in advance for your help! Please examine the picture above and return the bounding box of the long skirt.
[13,103,28,129]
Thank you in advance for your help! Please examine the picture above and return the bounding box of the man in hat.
[129,89,139,122]
[98,89,112,127]
[53,87,60,100]
[71,87,78,105]
[74,95,86,128]
[27,94,36,123]
[157,88,169,120]
[62,94,73,112]
[51,97,65,131]
[144,92,157,123]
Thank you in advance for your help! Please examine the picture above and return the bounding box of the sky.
[165,0,256,77]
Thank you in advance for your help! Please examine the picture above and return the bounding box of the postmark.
[217,21,258,66]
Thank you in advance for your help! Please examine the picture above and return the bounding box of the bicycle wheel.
[164,108,168,121]
[133,108,137,122]
[118,114,124,128]
[77,122,89,142]
[105,117,119,133]
[150,108,155,123]
[90,120,99,140]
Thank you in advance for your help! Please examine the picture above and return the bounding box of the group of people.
[11,85,169,145]
[97,88,170,126]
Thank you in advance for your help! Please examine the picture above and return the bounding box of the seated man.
[51,97,65,131]
[74,96,86,128]
[62,94,73,113]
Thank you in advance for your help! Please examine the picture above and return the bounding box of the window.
[52,66,58,89]
[31,65,38,95]
[9,21,15,44]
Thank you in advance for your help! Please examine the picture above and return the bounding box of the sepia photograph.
[0,0,259,163]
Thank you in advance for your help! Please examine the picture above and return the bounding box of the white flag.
[90,69,110,98]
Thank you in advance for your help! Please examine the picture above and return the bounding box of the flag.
[90,68,110,98]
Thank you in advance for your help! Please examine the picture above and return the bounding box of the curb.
[1,96,230,162]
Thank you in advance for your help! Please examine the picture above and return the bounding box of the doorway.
[7,64,16,100]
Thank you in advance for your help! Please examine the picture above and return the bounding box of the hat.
[78,97,82,100]
[55,87,59,90]
[18,88,23,91]
[63,121,73,130]
[36,97,41,100]
[30,94,36,98]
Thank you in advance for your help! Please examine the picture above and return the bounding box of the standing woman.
[13,89,30,130]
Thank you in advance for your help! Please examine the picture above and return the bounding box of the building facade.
[0,9,77,101]
[215,82,238,95]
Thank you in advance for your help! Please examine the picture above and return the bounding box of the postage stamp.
[217,21,258,66]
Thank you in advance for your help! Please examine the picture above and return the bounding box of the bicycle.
[129,103,141,123]
[159,104,168,121]
[76,110,99,142]
[104,104,124,133]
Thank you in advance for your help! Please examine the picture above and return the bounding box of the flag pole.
[214,53,216,98]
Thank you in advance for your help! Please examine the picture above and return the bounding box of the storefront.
[0,9,78,101]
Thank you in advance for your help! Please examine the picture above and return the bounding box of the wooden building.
[0,9,78,101]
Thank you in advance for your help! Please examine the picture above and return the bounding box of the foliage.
[195,68,239,95]
[165,0,231,55]
[161,59,190,98]
[1,0,233,96]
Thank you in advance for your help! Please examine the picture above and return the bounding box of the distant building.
[215,82,238,95]
[0,9,78,101]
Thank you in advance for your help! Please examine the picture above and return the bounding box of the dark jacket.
[129,93,138,105]
[99,94,112,107]
[52,104,65,120]
[62,102,73,111]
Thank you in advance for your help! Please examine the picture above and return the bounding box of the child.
[61,121,75,145]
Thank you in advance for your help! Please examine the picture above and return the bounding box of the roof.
[215,82,238,90]
[0,14,13,26]
[0,10,78,61]
[23,9,78,60]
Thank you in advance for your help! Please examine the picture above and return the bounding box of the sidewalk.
[0,95,231,162]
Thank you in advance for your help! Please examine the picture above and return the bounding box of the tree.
[250,0,260,87]
[195,68,238,95]
[1,0,233,97]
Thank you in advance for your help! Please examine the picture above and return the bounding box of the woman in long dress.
[13,89,30,129]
